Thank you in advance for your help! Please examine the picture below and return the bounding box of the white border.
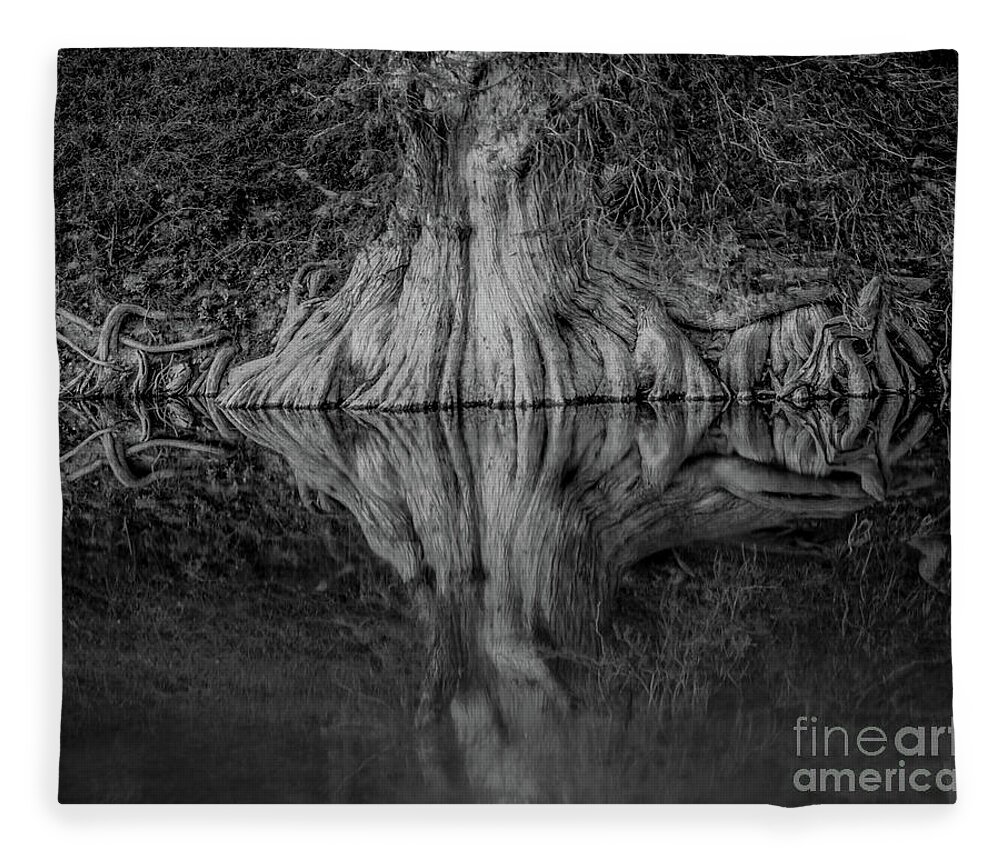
[4,2,998,857]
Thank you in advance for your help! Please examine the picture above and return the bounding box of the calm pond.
[59,398,952,803]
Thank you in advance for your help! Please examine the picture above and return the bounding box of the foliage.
[548,53,957,280]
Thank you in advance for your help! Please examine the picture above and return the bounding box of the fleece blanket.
[56,49,955,803]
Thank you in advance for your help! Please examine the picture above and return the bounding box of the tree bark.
[217,57,834,409]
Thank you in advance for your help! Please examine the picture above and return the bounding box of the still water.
[59,398,952,803]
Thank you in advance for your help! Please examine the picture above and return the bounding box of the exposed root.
[96,303,175,361]
[201,346,238,396]
[55,332,121,369]
[129,332,229,354]
[769,304,830,389]
[57,302,234,400]
[589,235,838,331]
[889,313,935,368]
[56,265,938,407]
[719,320,771,400]
[634,300,725,400]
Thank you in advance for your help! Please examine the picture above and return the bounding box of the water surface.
[59,398,952,803]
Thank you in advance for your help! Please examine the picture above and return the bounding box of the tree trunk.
[57,56,938,408]
[217,57,836,409]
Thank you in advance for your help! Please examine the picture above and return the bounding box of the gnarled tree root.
[57,304,235,400]
[56,271,937,408]
[714,277,936,404]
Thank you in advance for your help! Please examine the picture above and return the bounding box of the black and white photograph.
[50,46,958,805]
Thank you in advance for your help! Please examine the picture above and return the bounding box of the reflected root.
[60,399,236,487]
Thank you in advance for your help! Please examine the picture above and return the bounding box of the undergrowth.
[55,49,398,352]
[558,53,956,275]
